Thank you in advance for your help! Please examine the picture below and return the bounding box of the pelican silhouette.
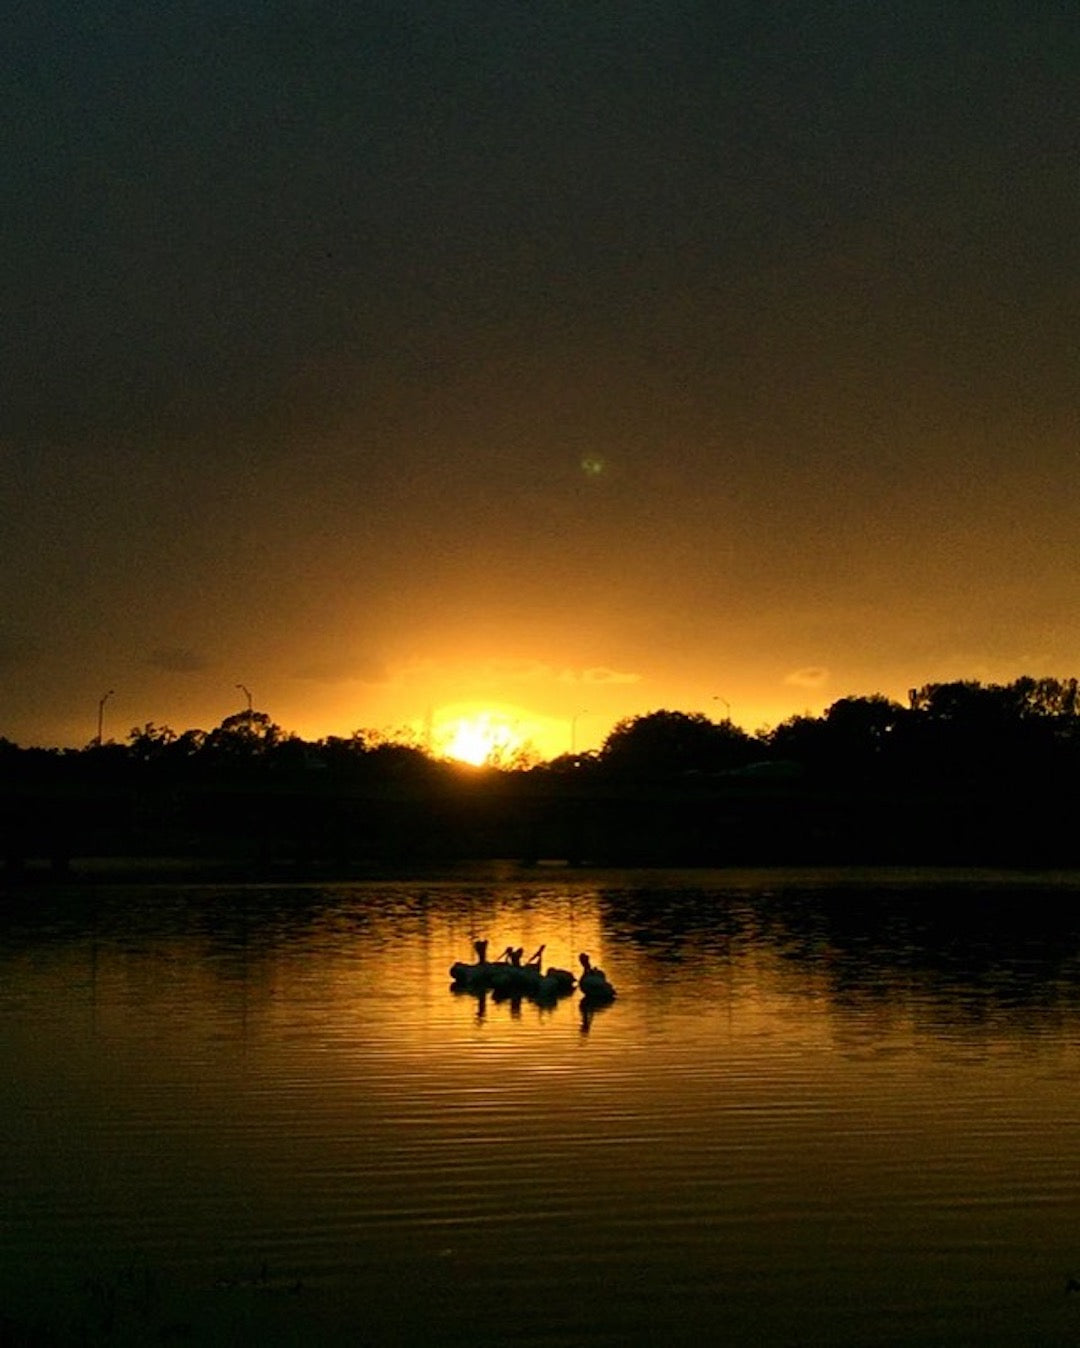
[450,940,513,986]
[578,952,616,1001]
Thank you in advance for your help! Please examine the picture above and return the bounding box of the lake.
[4,866,1080,1345]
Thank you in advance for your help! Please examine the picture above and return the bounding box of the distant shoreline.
[7,855,1080,890]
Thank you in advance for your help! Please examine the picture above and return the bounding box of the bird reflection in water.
[449,976,498,1023]
[579,995,613,1035]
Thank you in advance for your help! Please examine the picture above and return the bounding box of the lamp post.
[96,689,114,747]
[713,695,731,721]
[571,709,588,755]
[236,683,253,714]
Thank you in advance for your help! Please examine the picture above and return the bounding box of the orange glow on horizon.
[430,703,568,765]
[439,712,521,765]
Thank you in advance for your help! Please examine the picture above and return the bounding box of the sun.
[433,707,530,767]
[423,701,585,765]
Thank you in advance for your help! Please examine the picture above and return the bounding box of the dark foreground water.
[4,867,1080,1346]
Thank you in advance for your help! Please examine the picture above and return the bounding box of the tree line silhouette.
[4,677,1080,875]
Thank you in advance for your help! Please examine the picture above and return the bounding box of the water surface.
[4,868,1080,1345]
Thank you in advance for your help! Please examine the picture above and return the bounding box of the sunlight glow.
[435,708,529,766]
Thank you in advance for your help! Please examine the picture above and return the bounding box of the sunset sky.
[4,2,1078,758]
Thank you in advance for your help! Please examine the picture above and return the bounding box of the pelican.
[578,952,616,1001]
[489,946,533,993]
[542,963,576,993]
[491,946,579,1000]
[450,940,514,986]
[523,945,576,995]
[450,940,580,1002]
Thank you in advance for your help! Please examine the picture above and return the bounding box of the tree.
[905,679,1072,778]
[821,695,906,773]
[767,713,830,768]
[128,721,177,762]
[202,709,283,758]
[600,710,757,776]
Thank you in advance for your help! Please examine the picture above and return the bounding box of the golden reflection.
[8,876,1080,1348]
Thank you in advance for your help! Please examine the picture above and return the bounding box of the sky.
[3,1,1078,758]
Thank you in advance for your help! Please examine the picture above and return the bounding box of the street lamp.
[96,689,114,746]
[571,709,589,755]
[236,683,253,714]
[713,695,731,721]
